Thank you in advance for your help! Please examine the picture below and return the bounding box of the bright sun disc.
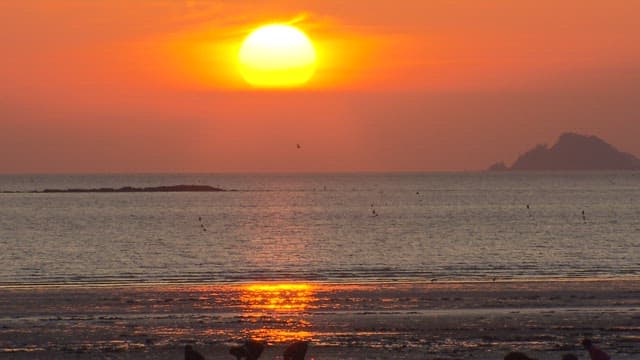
[238,24,317,88]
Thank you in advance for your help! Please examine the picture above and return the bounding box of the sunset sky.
[2,0,640,173]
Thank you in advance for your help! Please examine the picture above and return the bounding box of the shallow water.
[1,172,639,285]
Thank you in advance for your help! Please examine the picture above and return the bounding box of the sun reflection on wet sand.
[245,328,314,343]
[239,283,317,342]
[241,283,317,312]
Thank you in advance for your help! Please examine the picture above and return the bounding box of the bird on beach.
[582,210,587,223]
[185,345,205,360]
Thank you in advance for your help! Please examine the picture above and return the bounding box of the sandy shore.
[0,279,639,359]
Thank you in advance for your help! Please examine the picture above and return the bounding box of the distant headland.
[1,184,227,194]
[488,132,640,171]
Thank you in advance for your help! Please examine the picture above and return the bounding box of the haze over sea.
[1,172,638,286]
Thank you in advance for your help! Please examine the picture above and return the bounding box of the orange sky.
[1,0,640,173]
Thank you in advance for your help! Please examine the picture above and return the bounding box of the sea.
[1,172,639,286]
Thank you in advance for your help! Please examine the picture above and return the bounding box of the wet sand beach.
[1,279,639,359]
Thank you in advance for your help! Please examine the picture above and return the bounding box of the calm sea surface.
[0,173,639,285]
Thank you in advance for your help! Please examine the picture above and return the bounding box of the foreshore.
[1,279,639,359]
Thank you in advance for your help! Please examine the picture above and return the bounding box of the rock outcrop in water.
[489,132,640,171]
[21,185,226,193]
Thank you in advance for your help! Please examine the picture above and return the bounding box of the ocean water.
[0,172,639,286]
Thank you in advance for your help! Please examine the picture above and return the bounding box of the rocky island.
[1,185,228,194]
[38,184,227,193]
[489,132,640,171]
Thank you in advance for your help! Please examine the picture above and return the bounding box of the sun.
[238,24,317,88]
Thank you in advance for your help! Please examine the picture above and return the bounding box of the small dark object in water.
[229,340,265,360]
[504,351,536,360]
[185,345,205,360]
[283,341,308,360]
